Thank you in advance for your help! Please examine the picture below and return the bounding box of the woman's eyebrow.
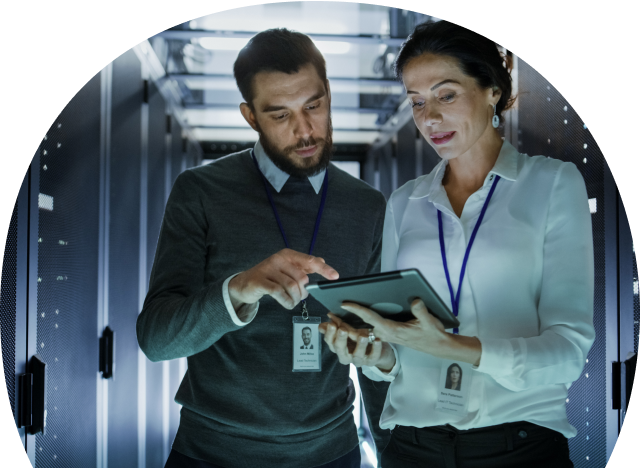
[430,79,460,91]
[406,79,461,95]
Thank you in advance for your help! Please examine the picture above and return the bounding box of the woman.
[445,363,462,391]
[319,20,594,468]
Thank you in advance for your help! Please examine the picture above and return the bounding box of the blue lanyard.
[438,175,500,334]
[251,151,329,316]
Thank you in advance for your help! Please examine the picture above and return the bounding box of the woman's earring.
[492,105,500,128]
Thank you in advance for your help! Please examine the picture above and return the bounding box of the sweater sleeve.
[136,170,245,362]
[474,162,596,391]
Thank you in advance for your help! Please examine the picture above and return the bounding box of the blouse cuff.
[222,273,259,326]
[362,344,400,382]
[473,337,515,378]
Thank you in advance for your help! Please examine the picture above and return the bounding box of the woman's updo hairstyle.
[394,20,516,123]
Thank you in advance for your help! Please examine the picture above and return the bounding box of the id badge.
[435,359,472,417]
[292,316,322,372]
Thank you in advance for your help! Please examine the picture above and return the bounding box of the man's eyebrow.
[261,91,326,113]
[405,79,462,95]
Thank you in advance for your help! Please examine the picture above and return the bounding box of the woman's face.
[402,53,500,161]
[450,366,460,383]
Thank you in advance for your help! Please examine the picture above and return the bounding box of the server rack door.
[145,79,168,468]
[107,49,144,468]
[170,117,184,185]
[1,188,20,428]
[377,141,395,200]
[35,72,102,467]
[395,122,418,188]
[617,198,637,428]
[162,115,189,455]
[517,57,613,467]
[0,163,29,454]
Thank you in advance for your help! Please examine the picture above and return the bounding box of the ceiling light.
[199,37,250,51]
[198,37,353,55]
[314,41,352,55]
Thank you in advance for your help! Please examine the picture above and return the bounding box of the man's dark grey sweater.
[137,149,390,468]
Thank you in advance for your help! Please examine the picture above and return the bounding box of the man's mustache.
[283,136,325,153]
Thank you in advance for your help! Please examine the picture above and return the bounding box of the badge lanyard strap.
[251,150,329,320]
[438,175,500,334]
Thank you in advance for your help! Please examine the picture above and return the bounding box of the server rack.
[0,45,202,468]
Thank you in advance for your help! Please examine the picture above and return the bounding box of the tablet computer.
[305,268,459,330]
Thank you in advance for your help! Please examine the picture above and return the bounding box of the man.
[137,28,389,468]
[301,327,313,349]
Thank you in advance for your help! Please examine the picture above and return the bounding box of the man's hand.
[228,248,339,311]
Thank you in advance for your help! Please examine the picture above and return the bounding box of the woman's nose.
[423,105,442,127]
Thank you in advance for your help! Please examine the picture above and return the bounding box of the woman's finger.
[333,328,353,365]
[366,340,383,364]
[323,322,338,353]
[409,298,430,320]
[410,298,445,330]
[352,334,370,362]
[341,302,395,340]
[327,312,344,328]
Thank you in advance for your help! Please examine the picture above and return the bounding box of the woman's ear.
[491,86,502,106]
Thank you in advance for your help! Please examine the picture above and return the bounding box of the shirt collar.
[253,140,326,194]
[409,139,520,201]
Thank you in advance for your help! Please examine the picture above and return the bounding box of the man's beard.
[256,117,333,178]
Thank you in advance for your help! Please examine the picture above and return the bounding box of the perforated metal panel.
[35,73,101,468]
[1,200,18,417]
[633,248,639,354]
[145,78,167,468]
[518,58,607,468]
[170,116,183,185]
[146,80,166,288]
[107,48,143,468]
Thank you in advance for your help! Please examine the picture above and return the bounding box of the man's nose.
[293,113,313,140]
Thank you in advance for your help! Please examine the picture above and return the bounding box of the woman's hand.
[342,299,482,366]
[319,313,396,372]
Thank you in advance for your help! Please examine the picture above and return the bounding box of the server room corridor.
[1,3,638,468]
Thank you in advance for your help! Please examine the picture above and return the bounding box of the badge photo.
[435,359,472,417]
[292,316,322,372]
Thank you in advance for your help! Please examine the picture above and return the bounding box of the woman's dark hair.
[233,28,327,107]
[394,20,515,121]
[445,363,463,390]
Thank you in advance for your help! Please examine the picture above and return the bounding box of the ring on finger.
[368,328,376,343]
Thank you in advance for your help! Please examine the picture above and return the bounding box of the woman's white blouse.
[362,141,595,438]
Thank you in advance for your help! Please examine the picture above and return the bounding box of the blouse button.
[518,430,528,439]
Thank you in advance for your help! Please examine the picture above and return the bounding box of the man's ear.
[240,102,259,133]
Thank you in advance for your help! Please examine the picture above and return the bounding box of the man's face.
[240,63,333,178]
[302,329,312,346]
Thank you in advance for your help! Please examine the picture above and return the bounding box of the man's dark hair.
[233,28,328,107]
[394,21,515,122]
[302,327,312,334]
